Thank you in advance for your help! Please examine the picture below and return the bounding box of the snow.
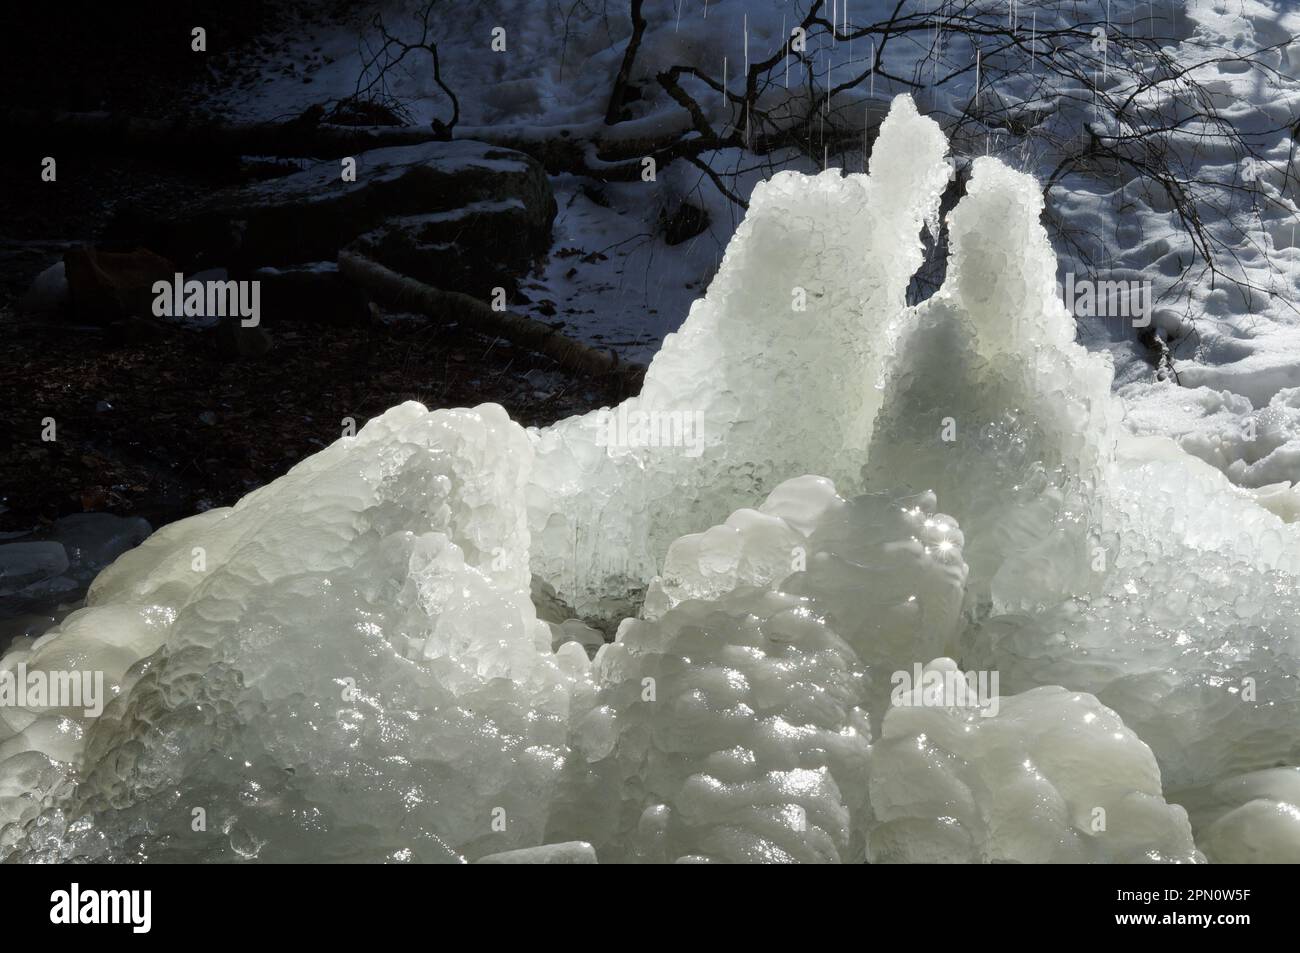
[9,94,1300,861]
[1121,380,1300,516]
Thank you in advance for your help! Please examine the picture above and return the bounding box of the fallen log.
[4,107,446,159]
[337,250,644,390]
[7,108,704,180]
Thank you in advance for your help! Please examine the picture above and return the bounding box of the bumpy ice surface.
[3,96,1298,863]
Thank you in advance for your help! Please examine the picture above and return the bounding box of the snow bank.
[3,95,1296,863]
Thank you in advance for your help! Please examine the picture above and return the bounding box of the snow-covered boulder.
[116,140,555,274]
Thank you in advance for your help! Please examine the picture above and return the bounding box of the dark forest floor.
[0,304,605,534]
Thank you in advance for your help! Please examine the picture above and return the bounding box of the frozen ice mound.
[3,403,583,861]
[527,95,954,622]
[547,480,959,862]
[554,483,1195,864]
[1171,767,1300,864]
[2,94,1298,862]
[571,585,874,863]
[871,663,1199,864]
[859,144,1300,838]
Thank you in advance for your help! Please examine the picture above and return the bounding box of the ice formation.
[1171,767,1300,864]
[870,673,1199,864]
[528,96,954,619]
[3,95,1299,863]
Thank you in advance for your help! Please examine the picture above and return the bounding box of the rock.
[238,156,313,181]
[213,315,273,360]
[106,315,170,346]
[0,515,152,640]
[474,842,598,864]
[8,574,78,602]
[63,246,176,324]
[252,262,370,325]
[344,200,543,297]
[661,201,709,246]
[530,574,571,625]
[325,97,405,126]
[0,542,69,596]
[47,513,151,582]
[18,261,68,315]
[116,141,556,275]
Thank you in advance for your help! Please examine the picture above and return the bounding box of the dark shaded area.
[0,1,606,536]
[0,308,599,532]
[0,1,280,116]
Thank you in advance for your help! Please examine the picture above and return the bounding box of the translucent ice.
[3,404,581,861]
[527,95,954,622]
[4,95,1299,863]
[555,486,1193,864]
[475,841,597,864]
[870,662,1199,864]
[1172,768,1300,864]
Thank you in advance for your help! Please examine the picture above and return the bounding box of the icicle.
[864,104,869,172]
[784,13,789,88]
